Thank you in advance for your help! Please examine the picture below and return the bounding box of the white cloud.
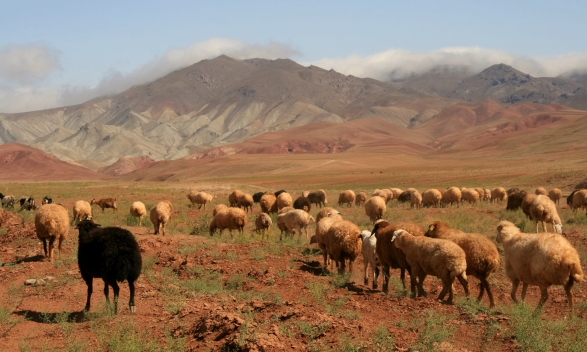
[0,43,61,85]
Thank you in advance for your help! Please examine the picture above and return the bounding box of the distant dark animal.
[293,196,311,212]
[506,188,520,196]
[76,219,142,313]
[19,197,36,211]
[42,196,53,205]
[274,190,287,197]
[506,190,528,211]
[397,191,412,203]
[252,192,265,203]
[567,191,578,207]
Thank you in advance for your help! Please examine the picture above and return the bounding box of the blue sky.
[1,0,586,112]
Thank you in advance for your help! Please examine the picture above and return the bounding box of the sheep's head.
[76,218,101,236]
[496,220,519,243]
[359,230,371,240]
[89,199,96,205]
[391,229,411,243]
[554,223,563,234]
[425,221,449,238]
[370,220,390,237]
[310,235,317,244]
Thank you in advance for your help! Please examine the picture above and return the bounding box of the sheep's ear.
[429,224,435,231]
[497,225,503,231]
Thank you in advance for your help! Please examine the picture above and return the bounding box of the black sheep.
[76,219,142,313]
[506,190,528,211]
[293,196,311,212]
[397,191,412,203]
[568,190,578,207]
[42,196,53,205]
[252,192,265,203]
[274,190,287,197]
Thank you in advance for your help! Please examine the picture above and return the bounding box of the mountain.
[98,155,156,176]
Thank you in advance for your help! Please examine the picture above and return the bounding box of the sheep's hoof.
[130,305,137,313]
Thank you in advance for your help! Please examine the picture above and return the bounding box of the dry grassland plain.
[1,158,587,351]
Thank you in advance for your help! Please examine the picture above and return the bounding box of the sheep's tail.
[450,264,467,281]
[569,261,584,282]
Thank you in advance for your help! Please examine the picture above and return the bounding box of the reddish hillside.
[0,144,109,181]
[99,155,156,176]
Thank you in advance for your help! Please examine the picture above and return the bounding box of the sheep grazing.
[521,194,537,219]
[490,187,507,203]
[210,207,248,237]
[507,187,520,196]
[276,192,293,211]
[278,206,294,215]
[548,188,562,205]
[571,190,587,212]
[360,230,380,289]
[228,190,245,207]
[315,207,338,223]
[260,193,278,214]
[410,190,422,209]
[150,201,173,235]
[1,195,15,209]
[338,190,356,207]
[373,189,391,203]
[35,204,70,261]
[307,190,328,208]
[76,219,142,313]
[535,187,547,195]
[422,189,442,208]
[19,197,36,211]
[442,187,462,207]
[324,220,362,274]
[530,195,562,233]
[187,191,215,210]
[90,198,118,213]
[496,220,583,312]
[279,209,315,240]
[274,190,287,197]
[425,222,500,308]
[461,188,480,205]
[389,188,403,200]
[213,204,228,216]
[252,192,265,203]
[42,196,53,205]
[73,200,93,224]
[397,191,412,203]
[474,188,485,200]
[506,190,528,211]
[371,221,426,293]
[311,211,343,268]
[567,190,578,208]
[391,229,469,304]
[237,192,255,213]
[255,213,272,239]
[365,196,386,223]
[293,196,311,212]
[483,188,491,202]
[355,192,367,206]
[276,214,289,239]
[129,201,147,226]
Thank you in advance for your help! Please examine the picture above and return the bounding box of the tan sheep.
[324,220,362,274]
[530,195,562,233]
[255,213,272,240]
[35,204,70,261]
[213,204,228,216]
[521,193,537,219]
[150,201,173,236]
[461,188,480,205]
[338,190,356,207]
[210,207,248,238]
[187,191,215,210]
[535,187,547,195]
[276,213,289,239]
[280,209,315,240]
[276,192,293,211]
[307,189,328,208]
[571,190,587,211]
[474,188,485,200]
[260,193,278,214]
[389,188,403,200]
[355,192,367,206]
[392,229,469,304]
[371,221,426,293]
[496,220,584,312]
[73,200,92,224]
[228,190,244,207]
[278,206,294,214]
[442,187,462,207]
[315,207,338,222]
[410,190,422,209]
[237,193,254,213]
[311,211,343,268]
[129,201,147,226]
[490,187,507,203]
[372,189,389,202]
[426,222,500,308]
[483,188,491,201]
[422,189,442,208]
[365,196,386,223]
[548,188,562,206]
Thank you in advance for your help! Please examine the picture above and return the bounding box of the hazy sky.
[1,0,586,113]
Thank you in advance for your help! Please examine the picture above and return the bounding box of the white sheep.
[255,213,272,240]
[410,190,422,209]
[35,204,70,261]
[129,201,147,226]
[150,201,173,235]
[461,188,480,205]
[529,195,562,233]
[280,209,315,240]
[210,207,248,238]
[365,196,386,223]
[360,230,380,289]
[442,187,462,207]
[187,191,215,210]
[73,200,93,224]
[548,188,562,206]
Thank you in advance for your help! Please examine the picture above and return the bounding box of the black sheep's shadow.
[14,310,87,324]
[1,255,46,267]
[299,260,331,276]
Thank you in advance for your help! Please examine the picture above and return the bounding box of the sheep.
[442,187,462,207]
[483,188,491,201]
[535,187,547,195]
[90,198,118,213]
[567,190,578,208]
[278,206,294,214]
[150,201,173,235]
[19,197,36,211]
[530,195,562,234]
[237,193,255,213]
[252,192,265,203]
[507,187,520,196]
[324,220,362,274]
[397,191,412,203]
[42,196,53,205]
[274,190,287,197]
[276,214,289,239]
[461,188,480,205]
[355,192,367,206]
[280,209,315,240]
[474,188,485,200]
[548,188,562,206]
[73,200,93,224]
[75,219,142,313]
[311,211,343,268]
[293,196,311,212]
[35,204,70,262]
[255,213,272,240]
[360,230,380,289]
[490,187,507,203]
[307,190,327,208]
[521,194,537,219]
[372,189,390,203]
[228,190,244,207]
[210,207,248,237]
[506,190,528,211]
[276,192,293,211]
[129,201,147,226]
[389,188,403,200]
[410,190,422,209]
[213,204,228,216]
[391,229,469,304]
[260,193,278,214]
[422,189,442,208]
[338,190,356,207]
[425,222,500,308]
[187,191,215,210]
[571,190,587,212]
[315,207,338,222]
[1,195,14,209]
[496,220,583,312]
[371,221,426,293]
[365,196,386,223]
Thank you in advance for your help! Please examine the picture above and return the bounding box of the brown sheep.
[426,222,500,308]
[260,193,278,214]
[210,207,248,238]
[237,193,255,213]
[129,201,147,226]
[315,207,339,223]
[442,187,462,207]
[490,187,507,203]
[535,187,547,195]
[90,198,117,213]
[35,204,70,261]
[187,191,215,210]
[461,188,480,205]
[307,189,328,208]
[365,196,386,223]
[324,220,362,274]
[255,213,272,239]
[213,204,228,216]
[338,190,356,207]
[422,189,442,208]
[410,190,422,209]
[571,190,587,212]
[355,192,367,206]
[311,211,343,268]
[506,190,528,211]
[276,192,293,211]
[548,188,562,206]
[474,188,485,200]
[372,189,390,203]
[389,188,403,200]
[228,190,244,207]
[521,193,537,219]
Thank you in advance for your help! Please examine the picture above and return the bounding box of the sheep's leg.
[48,237,56,261]
[542,221,548,233]
[521,283,529,301]
[446,279,456,304]
[41,239,48,257]
[510,279,520,303]
[382,265,390,294]
[84,278,93,312]
[349,259,354,273]
[438,278,450,301]
[409,271,418,297]
[339,259,346,274]
[477,280,486,301]
[417,272,427,297]
[103,282,110,308]
[536,286,549,311]
[364,262,369,286]
[456,274,469,297]
[139,216,143,227]
[373,266,380,290]
[57,236,64,259]
[564,280,575,312]
[399,268,407,289]
[110,281,120,314]
[479,277,495,308]
[129,280,137,313]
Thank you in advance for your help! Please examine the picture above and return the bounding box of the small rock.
[24,279,37,285]
[43,276,55,281]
